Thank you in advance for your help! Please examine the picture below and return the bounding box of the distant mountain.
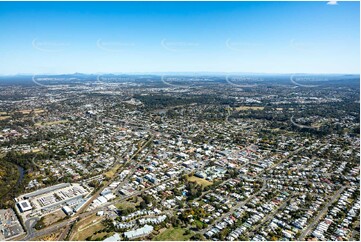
[0,73,358,86]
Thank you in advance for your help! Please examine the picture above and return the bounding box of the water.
[16,165,25,185]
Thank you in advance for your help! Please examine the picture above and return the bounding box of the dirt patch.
[0,116,10,120]
[31,229,63,241]
[187,176,213,187]
[34,120,69,126]
[70,214,105,241]
[42,210,67,227]
[18,109,45,115]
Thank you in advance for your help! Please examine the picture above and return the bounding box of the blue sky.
[0,1,359,75]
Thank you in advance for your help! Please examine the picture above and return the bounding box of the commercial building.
[62,206,73,216]
[0,209,25,240]
[17,200,32,213]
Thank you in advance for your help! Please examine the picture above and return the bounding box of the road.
[21,134,307,240]
[21,134,154,240]
[22,171,184,241]
[298,186,346,240]
[200,145,306,236]
[76,134,154,215]
[57,224,71,241]
[290,115,319,130]
[200,180,267,234]
[248,193,296,237]
[22,217,39,240]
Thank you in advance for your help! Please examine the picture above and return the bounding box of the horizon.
[0,1,359,75]
[1,72,360,77]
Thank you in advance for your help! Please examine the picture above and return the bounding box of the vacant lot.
[18,109,45,115]
[42,210,67,227]
[70,214,105,241]
[187,176,213,187]
[235,106,264,111]
[0,116,10,120]
[31,229,63,241]
[152,227,193,241]
[104,163,121,179]
[91,231,114,241]
[34,120,69,127]
[115,196,143,210]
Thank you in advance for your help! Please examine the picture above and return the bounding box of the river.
[16,164,25,185]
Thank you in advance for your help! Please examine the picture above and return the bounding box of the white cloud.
[327,1,338,5]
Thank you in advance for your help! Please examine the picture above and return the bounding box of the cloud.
[327,1,338,5]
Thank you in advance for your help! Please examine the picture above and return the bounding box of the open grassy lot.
[70,214,105,241]
[187,176,213,187]
[90,231,114,241]
[31,229,63,241]
[235,106,264,111]
[104,163,122,178]
[115,196,143,210]
[42,210,67,227]
[34,120,69,126]
[18,109,45,115]
[152,227,194,241]
[0,116,10,120]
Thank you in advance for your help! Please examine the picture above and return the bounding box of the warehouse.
[62,206,73,216]
[17,200,32,213]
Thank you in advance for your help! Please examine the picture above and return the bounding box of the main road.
[298,186,346,240]
[22,175,170,240]
[21,131,309,240]
[22,133,154,241]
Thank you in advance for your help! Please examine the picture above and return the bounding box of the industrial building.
[62,206,74,216]
[17,200,32,213]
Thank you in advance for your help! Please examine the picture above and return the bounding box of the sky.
[0,1,359,75]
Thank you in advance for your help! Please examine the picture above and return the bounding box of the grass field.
[235,106,264,111]
[104,163,121,178]
[42,210,67,227]
[70,214,105,241]
[0,116,10,120]
[31,229,63,241]
[152,227,194,241]
[187,176,213,187]
[91,231,114,240]
[34,120,69,126]
[115,196,142,210]
[18,109,45,115]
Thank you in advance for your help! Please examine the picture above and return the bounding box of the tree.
[190,234,205,241]
[139,201,147,209]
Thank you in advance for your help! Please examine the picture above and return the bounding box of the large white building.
[17,200,32,212]
[62,206,73,216]
[124,225,153,239]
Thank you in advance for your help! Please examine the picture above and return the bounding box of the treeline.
[0,160,19,208]
[0,150,57,207]
[135,94,236,110]
[3,150,51,171]
[1,131,62,147]
[0,144,46,207]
